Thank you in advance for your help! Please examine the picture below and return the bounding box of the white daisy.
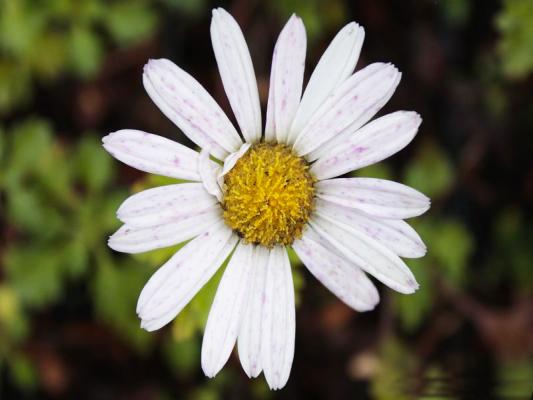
[102,8,429,390]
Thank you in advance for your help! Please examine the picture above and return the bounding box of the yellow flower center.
[222,143,315,247]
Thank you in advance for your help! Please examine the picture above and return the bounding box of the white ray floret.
[293,228,379,311]
[202,242,254,377]
[288,22,364,143]
[238,245,270,378]
[315,177,431,219]
[264,14,307,144]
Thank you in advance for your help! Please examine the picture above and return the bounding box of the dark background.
[1,0,532,398]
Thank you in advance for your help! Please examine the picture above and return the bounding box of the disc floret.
[222,143,315,247]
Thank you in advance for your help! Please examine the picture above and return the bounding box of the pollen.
[222,143,315,247]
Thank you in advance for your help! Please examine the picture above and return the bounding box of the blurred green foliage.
[0,119,155,385]
[0,0,158,113]
[497,0,533,78]
[269,0,347,41]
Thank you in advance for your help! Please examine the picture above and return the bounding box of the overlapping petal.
[293,228,379,311]
[315,199,426,258]
[264,14,306,144]
[293,63,401,159]
[143,58,242,160]
[261,246,295,390]
[137,222,238,331]
[315,178,430,219]
[199,148,223,201]
[288,22,365,143]
[202,242,254,377]
[102,129,202,181]
[116,183,217,228]
[238,246,270,378]
[211,8,262,143]
[311,111,422,180]
[310,215,419,294]
[108,207,222,254]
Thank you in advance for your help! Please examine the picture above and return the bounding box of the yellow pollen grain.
[222,143,315,247]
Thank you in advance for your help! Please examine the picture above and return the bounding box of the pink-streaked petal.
[312,111,422,180]
[238,246,269,378]
[102,130,201,181]
[293,63,401,160]
[264,14,306,144]
[108,207,222,254]
[309,215,419,294]
[201,242,253,377]
[315,199,427,258]
[261,246,295,390]
[117,183,218,228]
[315,178,430,219]
[143,58,242,160]
[199,148,223,202]
[288,22,365,143]
[211,8,261,143]
[137,222,238,331]
[293,229,379,311]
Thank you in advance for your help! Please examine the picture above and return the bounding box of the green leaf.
[0,125,5,166]
[76,134,114,192]
[61,238,89,278]
[371,338,417,400]
[4,246,65,308]
[430,220,473,285]
[162,0,207,17]
[395,259,432,331]
[92,258,153,351]
[104,2,158,46]
[0,285,29,342]
[9,352,38,391]
[353,163,393,180]
[7,119,53,178]
[0,62,31,114]
[28,32,67,79]
[163,336,200,377]
[6,184,64,237]
[497,0,533,78]
[68,26,103,78]
[404,141,453,198]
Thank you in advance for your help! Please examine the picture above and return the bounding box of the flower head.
[103,8,429,390]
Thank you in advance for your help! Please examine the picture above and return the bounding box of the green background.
[1,0,532,398]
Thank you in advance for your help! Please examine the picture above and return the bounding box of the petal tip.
[407,278,420,293]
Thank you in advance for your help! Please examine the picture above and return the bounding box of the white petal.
[211,8,261,143]
[315,199,427,258]
[143,58,242,160]
[117,183,218,228]
[199,148,223,201]
[201,242,254,377]
[293,63,401,160]
[311,111,422,180]
[238,246,269,378]
[137,223,238,331]
[288,22,365,143]
[108,207,222,254]
[261,246,295,390]
[293,229,379,311]
[310,215,419,294]
[264,14,306,144]
[102,129,201,181]
[217,142,251,188]
[315,178,430,219]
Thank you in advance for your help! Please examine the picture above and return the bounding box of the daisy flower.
[102,8,429,390]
